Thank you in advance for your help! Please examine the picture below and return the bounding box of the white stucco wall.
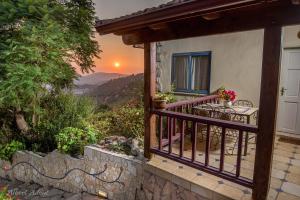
[158,29,264,106]
[158,25,300,107]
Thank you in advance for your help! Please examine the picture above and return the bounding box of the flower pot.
[223,100,232,108]
[153,99,167,109]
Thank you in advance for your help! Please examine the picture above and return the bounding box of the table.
[193,103,258,156]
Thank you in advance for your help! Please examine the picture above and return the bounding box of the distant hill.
[88,73,144,106]
[73,72,126,95]
[75,72,126,85]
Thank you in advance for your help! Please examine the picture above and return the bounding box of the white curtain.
[191,56,209,91]
[173,56,189,90]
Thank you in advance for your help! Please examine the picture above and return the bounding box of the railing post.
[144,42,157,159]
[253,26,282,200]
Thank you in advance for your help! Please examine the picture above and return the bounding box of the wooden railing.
[166,95,220,113]
[150,95,259,188]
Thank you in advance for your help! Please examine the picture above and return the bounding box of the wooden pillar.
[253,26,282,200]
[144,42,157,159]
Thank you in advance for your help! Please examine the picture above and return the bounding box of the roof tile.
[95,0,194,26]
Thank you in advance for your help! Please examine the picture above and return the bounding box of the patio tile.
[272,160,290,171]
[148,136,300,200]
[204,172,222,181]
[277,192,300,200]
[147,157,161,165]
[294,154,300,160]
[244,155,255,162]
[276,143,296,151]
[286,173,300,185]
[271,169,286,179]
[274,149,295,158]
[273,155,291,163]
[190,174,219,191]
[222,179,251,191]
[241,160,255,170]
[282,182,300,197]
[267,188,279,200]
[291,159,300,167]
[158,159,179,168]
[171,166,198,190]
[278,142,296,148]
[241,193,253,200]
[224,156,238,165]
[271,177,283,189]
[240,168,254,180]
[214,183,245,200]
[289,166,300,175]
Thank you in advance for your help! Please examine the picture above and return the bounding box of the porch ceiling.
[95,0,300,45]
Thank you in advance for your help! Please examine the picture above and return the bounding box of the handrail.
[151,102,259,189]
[152,109,259,133]
[166,94,219,109]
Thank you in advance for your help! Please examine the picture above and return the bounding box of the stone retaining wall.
[0,147,232,200]
[141,170,210,200]
[0,146,143,200]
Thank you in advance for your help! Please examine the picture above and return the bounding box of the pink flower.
[219,89,237,101]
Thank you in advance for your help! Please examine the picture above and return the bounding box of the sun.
[114,62,120,68]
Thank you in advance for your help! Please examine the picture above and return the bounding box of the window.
[171,51,211,94]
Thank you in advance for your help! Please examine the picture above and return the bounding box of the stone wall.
[0,147,238,200]
[140,170,210,200]
[0,146,143,200]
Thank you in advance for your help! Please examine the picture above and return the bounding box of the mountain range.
[73,72,144,106]
[73,72,126,95]
[75,72,126,86]
[88,73,144,106]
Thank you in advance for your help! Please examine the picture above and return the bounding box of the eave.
[95,0,300,45]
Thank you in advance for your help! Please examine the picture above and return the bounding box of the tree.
[0,0,100,135]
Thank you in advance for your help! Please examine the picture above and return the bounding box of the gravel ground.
[0,177,101,200]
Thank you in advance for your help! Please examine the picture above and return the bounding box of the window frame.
[171,51,212,95]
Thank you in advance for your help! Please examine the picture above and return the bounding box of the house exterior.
[157,25,300,107]
[95,1,300,199]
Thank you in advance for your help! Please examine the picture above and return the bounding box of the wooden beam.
[96,0,266,35]
[253,26,282,200]
[149,23,169,30]
[121,5,300,45]
[144,43,157,159]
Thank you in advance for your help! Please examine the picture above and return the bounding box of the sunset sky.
[84,0,168,75]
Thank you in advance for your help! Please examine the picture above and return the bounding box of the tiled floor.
[148,135,300,200]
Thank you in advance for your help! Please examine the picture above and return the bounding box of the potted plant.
[153,93,168,109]
[218,88,236,107]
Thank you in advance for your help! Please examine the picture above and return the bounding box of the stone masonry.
[0,146,143,200]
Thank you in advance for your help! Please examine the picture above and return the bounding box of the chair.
[211,107,240,154]
[194,104,215,142]
[233,99,257,144]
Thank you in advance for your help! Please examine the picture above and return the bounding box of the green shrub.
[89,111,112,139]
[56,127,97,156]
[155,92,176,103]
[40,93,96,130]
[32,93,96,152]
[0,140,25,161]
[110,106,144,139]
[0,187,15,200]
[0,109,17,146]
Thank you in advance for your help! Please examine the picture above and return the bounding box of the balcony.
[147,95,300,200]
